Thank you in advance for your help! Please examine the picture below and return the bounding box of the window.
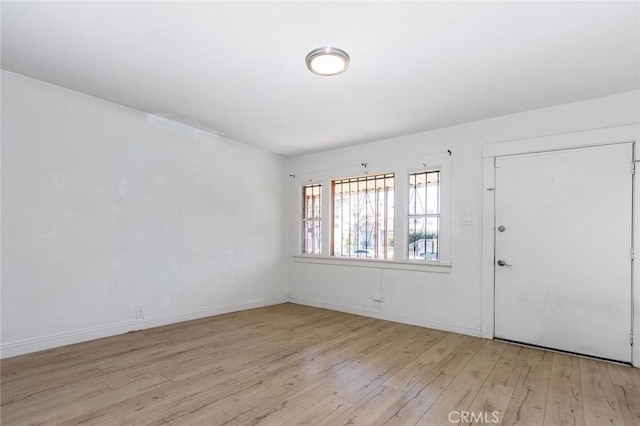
[302,184,322,254]
[408,171,440,261]
[294,153,450,268]
[332,173,394,259]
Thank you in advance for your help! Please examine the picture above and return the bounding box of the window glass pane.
[303,220,321,255]
[409,173,427,215]
[332,174,394,260]
[426,171,440,214]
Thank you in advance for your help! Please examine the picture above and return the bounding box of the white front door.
[494,142,633,362]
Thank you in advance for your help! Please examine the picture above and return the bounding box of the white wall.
[3,69,639,364]
[287,91,640,342]
[1,71,289,358]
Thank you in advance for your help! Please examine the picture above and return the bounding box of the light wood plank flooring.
[2,303,639,425]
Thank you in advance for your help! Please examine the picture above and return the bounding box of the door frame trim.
[480,124,640,366]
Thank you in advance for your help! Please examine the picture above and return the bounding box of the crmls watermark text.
[448,410,500,424]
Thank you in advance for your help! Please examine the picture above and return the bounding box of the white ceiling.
[2,1,639,156]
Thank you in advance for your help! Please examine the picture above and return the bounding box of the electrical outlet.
[135,307,144,319]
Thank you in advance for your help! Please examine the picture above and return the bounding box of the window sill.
[292,255,452,273]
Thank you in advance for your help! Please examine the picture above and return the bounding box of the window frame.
[292,152,451,270]
[407,169,442,262]
[400,156,451,265]
[330,172,395,260]
[301,183,323,255]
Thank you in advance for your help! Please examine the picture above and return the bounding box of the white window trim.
[291,152,452,270]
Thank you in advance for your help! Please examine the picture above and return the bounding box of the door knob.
[497,259,512,267]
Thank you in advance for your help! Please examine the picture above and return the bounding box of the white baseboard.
[288,296,481,337]
[0,297,288,359]
[1,295,482,359]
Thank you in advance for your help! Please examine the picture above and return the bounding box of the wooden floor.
[1,304,639,425]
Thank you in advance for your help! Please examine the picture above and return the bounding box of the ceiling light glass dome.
[306,47,350,76]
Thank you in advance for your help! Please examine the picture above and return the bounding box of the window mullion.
[325,178,334,256]
[394,169,408,261]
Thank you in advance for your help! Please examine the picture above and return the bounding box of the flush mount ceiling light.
[306,46,350,76]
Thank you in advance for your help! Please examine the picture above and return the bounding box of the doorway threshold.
[494,338,632,367]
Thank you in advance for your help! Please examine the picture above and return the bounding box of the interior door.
[494,142,633,362]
